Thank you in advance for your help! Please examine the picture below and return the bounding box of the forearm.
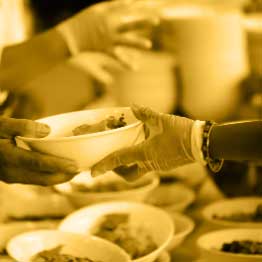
[209,120,262,161]
[0,28,70,90]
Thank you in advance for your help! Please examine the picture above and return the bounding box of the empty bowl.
[16,107,144,170]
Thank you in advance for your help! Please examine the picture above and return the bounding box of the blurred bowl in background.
[16,107,144,170]
[1,184,74,219]
[166,212,195,251]
[59,201,174,262]
[7,229,131,262]
[0,220,58,253]
[55,171,159,208]
[202,197,262,228]
[146,182,195,213]
[197,228,262,262]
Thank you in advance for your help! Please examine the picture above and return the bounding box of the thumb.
[91,143,146,177]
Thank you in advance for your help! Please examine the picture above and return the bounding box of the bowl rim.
[17,107,143,142]
[58,201,175,262]
[54,173,160,197]
[197,228,262,259]
[202,197,262,227]
[6,229,131,261]
[171,212,195,239]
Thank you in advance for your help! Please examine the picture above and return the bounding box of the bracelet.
[202,120,224,173]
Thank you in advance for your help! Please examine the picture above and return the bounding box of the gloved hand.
[68,52,125,86]
[91,105,195,181]
[0,118,78,185]
[56,0,158,65]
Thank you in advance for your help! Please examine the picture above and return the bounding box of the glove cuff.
[191,120,206,165]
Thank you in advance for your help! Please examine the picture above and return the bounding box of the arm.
[0,1,155,91]
[209,120,262,162]
[0,28,70,90]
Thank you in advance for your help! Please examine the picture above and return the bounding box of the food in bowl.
[212,204,262,222]
[31,245,101,262]
[7,230,131,262]
[59,201,174,262]
[72,114,127,136]
[70,176,150,193]
[16,107,144,170]
[221,240,262,255]
[92,213,157,260]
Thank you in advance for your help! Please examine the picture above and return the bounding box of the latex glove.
[91,105,195,181]
[56,0,158,62]
[68,52,125,85]
[0,118,78,185]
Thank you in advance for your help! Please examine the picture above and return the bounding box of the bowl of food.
[16,107,144,170]
[202,197,262,228]
[166,212,195,251]
[197,228,262,262]
[55,171,159,207]
[146,182,195,213]
[59,201,174,262]
[7,229,131,262]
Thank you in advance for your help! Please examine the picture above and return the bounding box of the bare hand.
[0,118,78,185]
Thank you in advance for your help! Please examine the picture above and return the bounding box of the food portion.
[221,240,262,255]
[31,245,101,262]
[93,213,157,259]
[212,204,262,222]
[70,178,149,193]
[72,114,127,136]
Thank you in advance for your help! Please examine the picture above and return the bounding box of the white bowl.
[202,197,262,228]
[155,251,170,262]
[0,220,58,253]
[146,182,195,213]
[197,228,262,262]
[16,107,144,170]
[55,171,159,208]
[166,212,195,251]
[7,229,131,262]
[59,201,174,262]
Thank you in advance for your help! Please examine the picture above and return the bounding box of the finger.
[114,34,152,49]
[117,16,159,33]
[91,143,147,177]
[69,54,113,85]
[111,46,140,70]
[113,164,149,181]
[0,117,50,139]
[0,140,78,174]
[0,166,75,186]
[70,53,125,85]
[131,104,161,125]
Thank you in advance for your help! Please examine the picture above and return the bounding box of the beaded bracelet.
[202,120,224,173]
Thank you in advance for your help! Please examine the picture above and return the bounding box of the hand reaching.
[57,0,158,64]
[91,105,195,181]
